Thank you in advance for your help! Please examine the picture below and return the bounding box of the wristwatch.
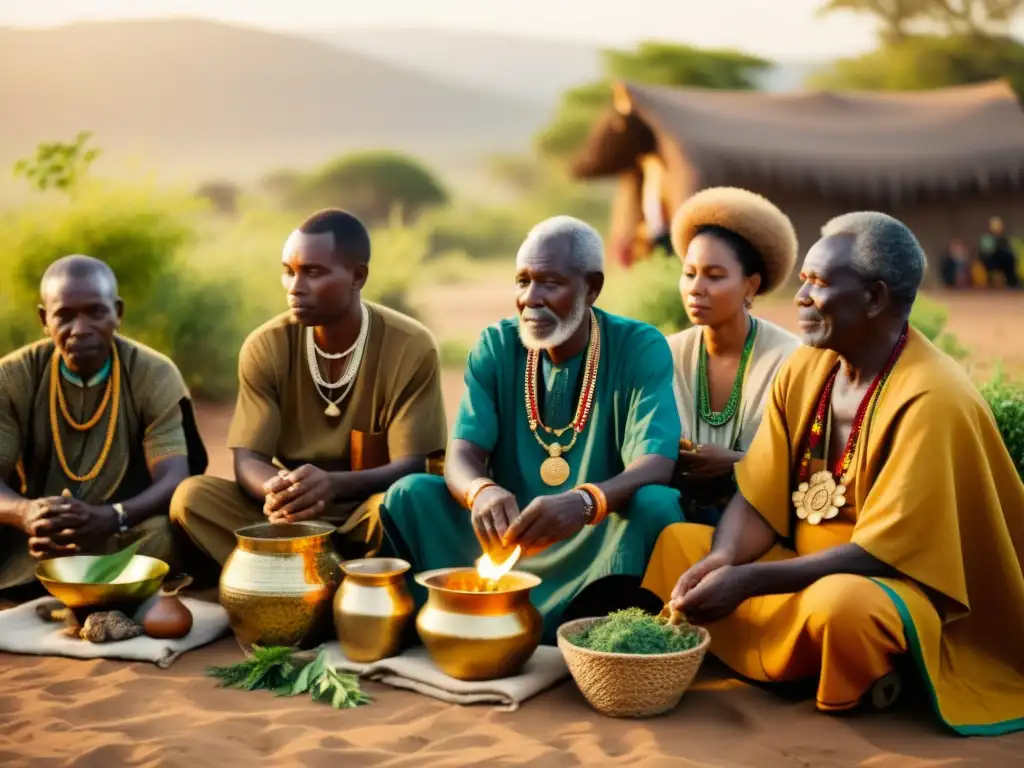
[113,503,129,534]
[574,488,596,525]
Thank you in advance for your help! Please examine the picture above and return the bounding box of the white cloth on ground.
[322,641,569,711]
[0,596,230,668]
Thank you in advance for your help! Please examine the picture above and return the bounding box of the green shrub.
[910,294,970,361]
[424,205,526,260]
[909,294,949,341]
[597,251,691,334]
[294,151,448,226]
[438,339,471,370]
[0,181,254,399]
[980,373,1024,480]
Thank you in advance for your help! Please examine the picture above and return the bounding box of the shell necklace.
[305,302,369,418]
[524,310,600,487]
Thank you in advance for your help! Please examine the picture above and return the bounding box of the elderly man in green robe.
[380,215,683,641]
[0,255,207,597]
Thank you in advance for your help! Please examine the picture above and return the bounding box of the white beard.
[518,296,589,351]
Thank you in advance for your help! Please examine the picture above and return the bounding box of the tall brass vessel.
[415,567,542,681]
[334,557,414,662]
[219,521,341,649]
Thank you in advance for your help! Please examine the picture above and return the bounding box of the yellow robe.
[644,328,1024,735]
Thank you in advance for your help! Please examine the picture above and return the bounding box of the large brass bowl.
[414,567,542,681]
[35,554,169,613]
[219,521,342,649]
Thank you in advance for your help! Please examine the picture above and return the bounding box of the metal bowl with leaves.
[35,546,169,610]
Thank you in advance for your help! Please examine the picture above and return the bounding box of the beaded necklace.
[791,326,908,524]
[50,344,121,484]
[524,310,600,487]
[696,317,758,428]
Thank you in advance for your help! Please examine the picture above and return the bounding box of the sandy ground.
[4,643,1023,767]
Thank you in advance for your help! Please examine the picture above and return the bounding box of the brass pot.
[414,567,542,681]
[334,557,414,662]
[219,521,341,649]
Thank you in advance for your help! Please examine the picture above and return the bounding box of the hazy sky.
[0,0,890,58]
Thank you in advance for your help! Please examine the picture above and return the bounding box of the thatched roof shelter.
[573,79,1024,275]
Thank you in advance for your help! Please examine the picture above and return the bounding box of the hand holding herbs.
[569,608,702,655]
[207,646,371,710]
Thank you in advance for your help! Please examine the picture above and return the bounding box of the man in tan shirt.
[170,209,447,564]
[0,255,206,595]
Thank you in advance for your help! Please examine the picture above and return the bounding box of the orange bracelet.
[576,483,608,526]
[464,478,496,510]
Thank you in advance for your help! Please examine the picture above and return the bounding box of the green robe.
[380,308,682,641]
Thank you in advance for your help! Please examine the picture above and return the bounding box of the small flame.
[475,545,522,584]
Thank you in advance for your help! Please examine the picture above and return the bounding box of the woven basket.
[556,616,711,718]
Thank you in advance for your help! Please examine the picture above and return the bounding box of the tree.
[294,151,448,225]
[809,33,1024,93]
[536,42,772,161]
[13,131,100,193]
[195,180,242,216]
[818,0,1024,37]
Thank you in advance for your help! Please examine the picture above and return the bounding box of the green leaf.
[206,645,300,692]
[207,644,370,710]
[289,650,323,695]
[312,665,371,709]
[81,541,141,583]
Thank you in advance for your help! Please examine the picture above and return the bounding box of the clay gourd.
[135,575,194,639]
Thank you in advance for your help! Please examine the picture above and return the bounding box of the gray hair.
[820,211,926,304]
[516,215,605,274]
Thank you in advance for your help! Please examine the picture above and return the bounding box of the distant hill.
[316,27,827,103]
[316,28,604,104]
[0,19,549,181]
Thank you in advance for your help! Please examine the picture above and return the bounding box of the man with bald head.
[380,216,683,642]
[643,212,1024,732]
[0,255,207,595]
[170,209,446,565]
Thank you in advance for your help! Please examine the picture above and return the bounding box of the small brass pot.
[414,567,542,681]
[219,521,341,649]
[334,557,414,662]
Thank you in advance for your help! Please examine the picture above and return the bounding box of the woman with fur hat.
[669,187,800,525]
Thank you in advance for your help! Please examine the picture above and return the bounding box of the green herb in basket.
[81,541,140,584]
[570,608,701,654]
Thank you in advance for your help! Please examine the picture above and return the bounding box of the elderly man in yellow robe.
[643,212,1024,734]
[171,209,447,564]
[0,255,207,597]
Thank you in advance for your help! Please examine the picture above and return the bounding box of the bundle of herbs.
[207,645,371,710]
[569,608,701,655]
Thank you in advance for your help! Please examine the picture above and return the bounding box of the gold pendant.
[540,456,570,486]
[324,401,341,418]
[539,444,570,486]
[791,471,845,525]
